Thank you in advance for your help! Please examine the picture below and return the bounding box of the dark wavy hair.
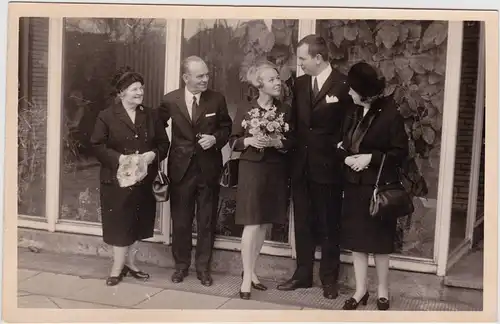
[110,66,144,97]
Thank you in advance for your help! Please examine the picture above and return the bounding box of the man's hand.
[198,134,217,150]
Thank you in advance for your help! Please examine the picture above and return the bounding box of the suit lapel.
[300,76,312,126]
[175,89,193,125]
[312,70,337,108]
[194,91,209,124]
[113,103,136,132]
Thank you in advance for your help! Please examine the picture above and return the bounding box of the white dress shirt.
[312,64,333,92]
[185,87,202,120]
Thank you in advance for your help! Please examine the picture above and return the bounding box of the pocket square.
[205,113,216,117]
[326,95,339,103]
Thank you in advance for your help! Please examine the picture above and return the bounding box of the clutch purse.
[152,150,170,202]
[220,140,239,188]
[369,154,414,220]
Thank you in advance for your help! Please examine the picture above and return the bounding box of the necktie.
[191,95,198,122]
[312,77,319,97]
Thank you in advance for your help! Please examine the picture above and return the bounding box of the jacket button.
[135,150,139,154]
[309,127,313,131]
[134,134,138,138]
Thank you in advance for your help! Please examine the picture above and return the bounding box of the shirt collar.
[313,64,332,89]
[185,87,202,102]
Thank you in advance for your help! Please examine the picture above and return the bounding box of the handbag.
[152,153,170,202]
[369,154,414,220]
[147,110,170,202]
[219,140,239,188]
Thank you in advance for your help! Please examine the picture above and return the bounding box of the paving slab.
[18,294,59,308]
[17,269,40,283]
[219,298,301,310]
[18,272,101,298]
[49,297,118,309]
[67,281,163,307]
[134,289,229,309]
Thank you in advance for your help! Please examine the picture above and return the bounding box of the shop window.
[180,19,299,243]
[59,18,166,230]
[18,17,49,217]
[316,20,449,259]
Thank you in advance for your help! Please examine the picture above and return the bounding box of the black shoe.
[123,265,150,280]
[323,285,339,299]
[197,271,213,286]
[239,291,251,300]
[276,278,313,291]
[171,269,188,283]
[377,297,390,310]
[106,267,128,286]
[241,272,268,291]
[342,292,369,310]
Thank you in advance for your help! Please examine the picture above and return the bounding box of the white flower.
[266,123,276,132]
[241,119,248,128]
[284,123,290,132]
[250,118,260,128]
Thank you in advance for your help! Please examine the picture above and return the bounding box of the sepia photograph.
[2,2,498,323]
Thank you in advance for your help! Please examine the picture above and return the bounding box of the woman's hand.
[344,156,357,168]
[244,137,268,149]
[142,151,156,165]
[267,137,284,149]
[349,154,372,172]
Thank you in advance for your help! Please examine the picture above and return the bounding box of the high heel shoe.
[377,297,390,310]
[123,265,150,280]
[241,271,268,291]
[239,291,251,300]
[342,292,369,310]
[106,267,128,286]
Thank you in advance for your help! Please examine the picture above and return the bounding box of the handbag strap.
[227,139,238,159]
[374,154,386,189]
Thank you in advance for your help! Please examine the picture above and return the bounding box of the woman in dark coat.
[229,61,293,300]
[91,67,170,286]
[337,62,409,310]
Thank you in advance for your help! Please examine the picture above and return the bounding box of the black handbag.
[219,140,239,188]
[152,150,170,202]
[369,154,414,220]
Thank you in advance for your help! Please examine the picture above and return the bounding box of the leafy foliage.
[318,20,448,199]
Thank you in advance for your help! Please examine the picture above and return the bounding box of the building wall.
[452,21,482,213]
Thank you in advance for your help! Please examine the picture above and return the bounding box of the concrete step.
[444,248,483,290]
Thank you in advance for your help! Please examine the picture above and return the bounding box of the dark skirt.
[235,160,288,225]
[340,183,397,254]
[100,182,156,247]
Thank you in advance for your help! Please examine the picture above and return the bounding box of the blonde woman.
[229,61,294,299]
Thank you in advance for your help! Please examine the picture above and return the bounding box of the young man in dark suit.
[158,56,232,287]
[277,35,353,299]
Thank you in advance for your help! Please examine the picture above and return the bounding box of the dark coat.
[91,103,170,186]
[90,102,170,246]
[337,96,409,186]
[158,88,232,184]
[289,69,353,184]
[229,99,294,164]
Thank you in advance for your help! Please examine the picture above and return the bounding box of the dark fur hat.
[111,66,144,96]
[347,62,386,100]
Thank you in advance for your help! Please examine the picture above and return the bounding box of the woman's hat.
[111,66,144,95]
[347,62,386,99]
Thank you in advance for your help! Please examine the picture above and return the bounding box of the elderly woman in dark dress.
[91,67,170,286]
[337,62,409,310]
[229,61,293,300]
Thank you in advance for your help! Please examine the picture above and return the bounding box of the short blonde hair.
[246,61,279,88]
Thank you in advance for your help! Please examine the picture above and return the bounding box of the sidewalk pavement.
[17,248,482,311]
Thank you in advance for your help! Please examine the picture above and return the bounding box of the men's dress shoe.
[276,278,313,291]
[323,285,339,299]
[171,269,188,283]
[197,272,213,286]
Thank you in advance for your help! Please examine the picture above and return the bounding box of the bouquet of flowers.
[116,153,148,188]
[241,105,289,149]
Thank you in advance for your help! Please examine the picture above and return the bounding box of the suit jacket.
[158,88,232,184]
[337,96,409,185]
[91,103,170,186]
[289,68,353,184]
[229,99,294,164]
